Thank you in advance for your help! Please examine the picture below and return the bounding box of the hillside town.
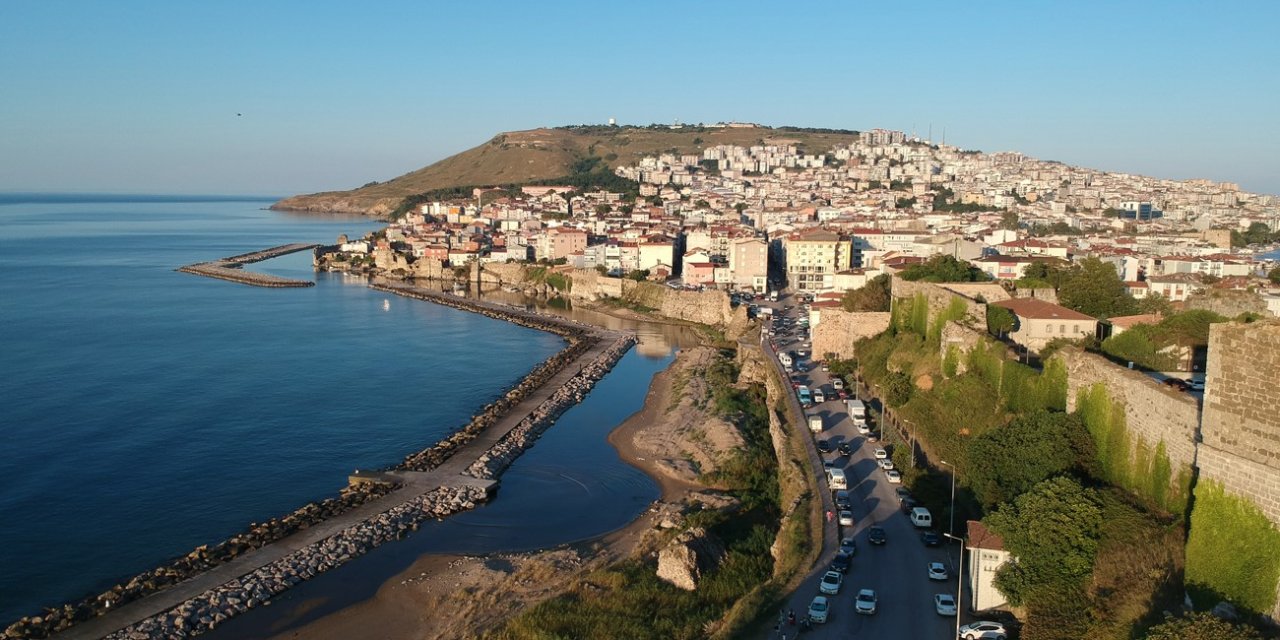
[336,127,1280,337]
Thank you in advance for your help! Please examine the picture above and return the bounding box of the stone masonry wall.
[1057,348,1200,476]
[891,279,985,325]
[1200,321,1280,523]
[812,309,891,360]
[940,321,991,375]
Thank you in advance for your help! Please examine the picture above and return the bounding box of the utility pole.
[940,460,956,536]
[944,532,966,638]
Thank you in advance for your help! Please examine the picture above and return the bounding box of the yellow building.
[782,230,851,292]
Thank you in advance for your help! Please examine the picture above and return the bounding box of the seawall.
[176,243,319,288]
[12,284,635,640]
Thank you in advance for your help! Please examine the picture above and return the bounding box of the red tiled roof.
[967,520,1005,551]
[992,297,1096,322]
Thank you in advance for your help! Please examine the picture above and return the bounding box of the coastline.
[13,282,635,640]
[255,342,701,640]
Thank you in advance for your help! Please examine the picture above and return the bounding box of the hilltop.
[270,125,863,216]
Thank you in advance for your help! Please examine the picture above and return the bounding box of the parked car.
[885,469,903,483]
[868,526,887,545]
[1163,377,1190,391]
[873,447,888,459]
[840,536,857,556]
[921,531,940,546]
[858,423,872,435]
[854,588,877,615]
[819,570,843,595]
[817,439,832,453]
[877,458,894,470]
[958,621,1008,640]
[838,510,855,526]
[830,550,852,574]
[835,490,851,510]
[935,593,958,616]
[839,442,853,456]
[808,595,830,624]
[895,487,912,503]
[1186,378,1205,391]
[928,561,948,580]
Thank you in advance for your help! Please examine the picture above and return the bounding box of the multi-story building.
[729,237,768,291]
[782,229,852,292]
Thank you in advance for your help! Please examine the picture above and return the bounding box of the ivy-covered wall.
[1185,480,1280,615]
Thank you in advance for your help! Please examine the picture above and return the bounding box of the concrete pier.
[176,243,319,288]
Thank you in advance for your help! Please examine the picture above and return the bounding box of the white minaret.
[608,117,616,126]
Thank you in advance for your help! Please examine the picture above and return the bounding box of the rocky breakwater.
[466,333,637,479]
[103,485,487,640]
[1,482,397,640]
[176,243,320,288]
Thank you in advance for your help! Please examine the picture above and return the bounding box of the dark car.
[900,497,920,513]
[839,442,853,456]
[868,526,887,545]
[835,490,852,510]
[817,440,832,453]
[1163,378,1190,391]
[830,551,852,574]
[921,531,940,546]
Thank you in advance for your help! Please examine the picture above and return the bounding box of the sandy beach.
[260,345,729,640]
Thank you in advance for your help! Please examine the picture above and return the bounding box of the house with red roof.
[991,297,1099,351]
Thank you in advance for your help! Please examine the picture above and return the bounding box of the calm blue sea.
[0,195,570,624]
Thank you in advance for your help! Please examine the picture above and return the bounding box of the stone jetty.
[176,243,319,287]
[12,281,635,640]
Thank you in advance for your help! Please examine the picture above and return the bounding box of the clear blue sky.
[2,1,1277,196]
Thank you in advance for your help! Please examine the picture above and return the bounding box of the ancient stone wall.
[938,282,1012,303]
[1200,321,1280,520]
[891,279,985,325]
[1057,348,1200,478]
[939,321,990,375]
[1185,290,1267,318]
[811,309,891,360]
[1011,287,1059,305]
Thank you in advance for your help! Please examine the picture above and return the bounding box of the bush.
[1185,480,1280,614]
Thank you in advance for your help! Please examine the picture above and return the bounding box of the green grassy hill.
[270,125,862,216]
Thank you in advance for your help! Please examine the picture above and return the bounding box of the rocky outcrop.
[102,486,487,640]
[270,192,401,217]
[656,527,726,591]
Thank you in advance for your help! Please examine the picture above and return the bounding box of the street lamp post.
[939,460,956,536]
[944,532,966,639]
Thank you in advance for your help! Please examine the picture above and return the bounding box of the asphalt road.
[757,293,962,640]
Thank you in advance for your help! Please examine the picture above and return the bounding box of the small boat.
[382,299,390,311]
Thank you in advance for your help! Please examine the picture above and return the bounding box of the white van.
[808,415,823,433]
[910,507,933,528]
[847,399,867,424]
[813,389,826,404]
[826,468,848,490]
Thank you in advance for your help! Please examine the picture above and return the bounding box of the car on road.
[808,595,830,624]
[928,561,949,580]
[835,490,851,510]
[958,621,1008,640]
[873,447,888,459]
[868,526,887,545]
[935,593,958,616]
[839,442,853,456]
[1163,377,1190,391]
[830,550,852,573]
[838,510,855,526]
[877,458,894,470]
[885,469,903,483]
[832,377,844,389]
[1186,378,1205,391]
[854,588,877,615]
[819,570,843,595]
[817,439,832,453]
[921,531,940,546]
[840,536,857,555]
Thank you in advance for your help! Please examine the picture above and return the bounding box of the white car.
[808,595,830,623]
[854,588,877,615]
[819,570,843,595]
[857,423,871,435]
[928,561,948,580]
[885,469,902,483]
[838,510,855,526]
[873,447,888,459]
[877,458,894,470]
[959,621,1008,640]
[934,593,957,616]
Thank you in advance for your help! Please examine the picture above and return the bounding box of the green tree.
[734,202,748,214]
[1231,221,1274,247]
[1143,613,1262,640]
[619,204,634,214]
[1136,292,1173,316]
[1000,209,1020,230]
[898,255,989,283]
[883,370,914,407]
[694,199,710,209]
[840,274,891,312]
[986,476,1103,606]
[594,204,612,215]
[648,195,664,207]
[986,305,1016,337]
[965,412,1093,508]
[1056,257,1137,318]
[1268,265,1280,285]
[1020,260,1069,289]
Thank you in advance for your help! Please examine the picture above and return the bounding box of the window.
[1060,324,1066,334]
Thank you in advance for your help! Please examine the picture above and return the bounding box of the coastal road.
[758,293,960,640]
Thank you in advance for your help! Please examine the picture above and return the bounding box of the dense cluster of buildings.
[345,128,1280,321]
